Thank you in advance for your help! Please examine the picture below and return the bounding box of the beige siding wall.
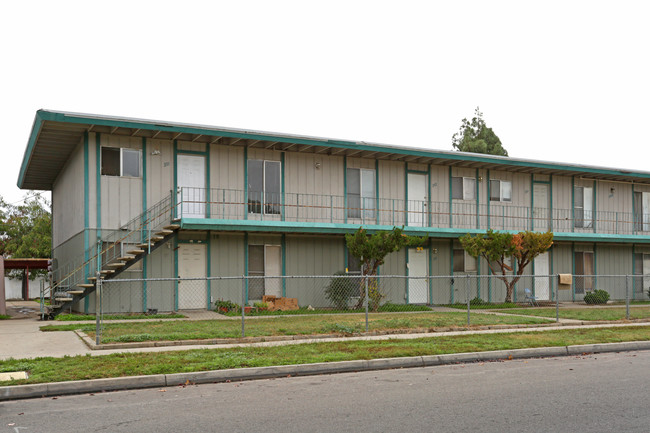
[177,140,206,153]
[146,138,174,208]
[379,160,406,226]
[52,138,85,248]
[210,233,245,303]
[99,134,143,229]
[210,144,244,219]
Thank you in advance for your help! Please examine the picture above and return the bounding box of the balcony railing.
[176,187,650,236]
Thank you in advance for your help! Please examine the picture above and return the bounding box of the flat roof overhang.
[180,218,650,244]
[18,109,650,190]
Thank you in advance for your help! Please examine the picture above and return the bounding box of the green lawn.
[445,302,521,310]
[220,303,432,316]
[55,313,187,321]
[502,306,650,321]
[42,311,550,343]
[2,326,649,385]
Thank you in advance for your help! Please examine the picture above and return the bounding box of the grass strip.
[220,303,432,316]
[445,302,521,310]
[2,326,649,385]
[502,307,650,321]
[55,313,186,321]
[41,312,550,343]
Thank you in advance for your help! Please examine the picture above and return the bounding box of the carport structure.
[0,257,49,315]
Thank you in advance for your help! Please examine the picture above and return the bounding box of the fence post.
[95,274,102,345]
[365,276,369,332]
[40,279,45,321]
[625,275,630,320]
[466,274,470,326]
[241,276,246,338]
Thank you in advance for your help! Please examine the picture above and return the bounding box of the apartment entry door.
[178,243,207,309]
[534,251,550,300]
[407,173,427,227]
[533,183,550,231]
[248,245,282,301]
[177,154,206,218]
[408,248,428,303]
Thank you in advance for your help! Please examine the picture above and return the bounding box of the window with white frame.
[347,248,361,275]
[347,168,376,219]
[574,186,593,228]
[248,160,281,215]
[633,191,650,232]
[574,251,594,294]
[451,177,476,200]
[490,180,512,202]
[453,248,477,272]
[101,147,141,177]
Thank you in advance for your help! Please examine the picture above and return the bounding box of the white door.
[407,173,427,227]
[408,248,428,303]
[533,183,550,231]
[178,243,207,309]
[265,245,282,297]
[534,252,550,300]
[177,154,206,218]
[644,254,650,293]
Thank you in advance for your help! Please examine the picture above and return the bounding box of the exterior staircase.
[45,194,179,319]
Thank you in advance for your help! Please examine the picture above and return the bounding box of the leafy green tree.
[0,193,52,279]
[460,230,553,303]
[452,107,508,156]
[345,226,427,310]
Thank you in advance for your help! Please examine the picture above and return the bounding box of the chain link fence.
[87,274,650,343]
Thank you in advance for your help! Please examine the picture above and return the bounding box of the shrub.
[325,272,360,310]
[469,297,487,305]
[214,299,240,313]
[584,289,610,305]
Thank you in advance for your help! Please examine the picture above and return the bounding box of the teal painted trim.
[632,245,636,293]
[173,140,178,219]
[83,132,89,314]
[281,153,285,222]
[428,238,433,304]
[477,256,481,299]
[550,246,554,301]
[486,170,491,229]
[571,176,575,232]
[475,168,480,229]
[95,133,101,235]
[405,246,409,304]
[404,166,409,223]
[632,189,636,234]
[427,165,432,227]
[244,232,249,301]
[206,142,211,219]
[206,233,212,309]
[244,147,248,221]
[592,180,597,234]
[29,110,650,181]
[530,174,534,231]
[448,167,453,228]
[343,156,348,224]
[281,234,286,297]
[375,159,380,225]
[571,242,576,302]
[178,218,650,243]
[593,243,597,291]
[449,240,454,304]
[142,137,148,311]
[174,149,208,156]
[174,234,179,311]
[17,112,44,188]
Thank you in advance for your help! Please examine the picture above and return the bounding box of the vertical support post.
[40,279,45,320]
[241,276,246,338]
[625,275,630,320]
[365,275,369,332]
[95,274,102,345]
[551,275,560,323]
[466,274,470,326]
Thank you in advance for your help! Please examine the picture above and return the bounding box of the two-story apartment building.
[18,110,650,314]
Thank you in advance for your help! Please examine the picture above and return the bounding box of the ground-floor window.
[453,248,476,273]
[634,253,650,294]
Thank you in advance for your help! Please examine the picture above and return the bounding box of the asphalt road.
[2,350,649,432]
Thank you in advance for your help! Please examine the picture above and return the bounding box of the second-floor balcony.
[176,187,650,238]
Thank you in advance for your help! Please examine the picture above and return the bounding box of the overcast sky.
[1,0,649,205]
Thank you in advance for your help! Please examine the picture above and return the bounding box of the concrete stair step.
[127,249,145,255]
[100,270,115,275]
[105,262,126,268]
[155,229,174,236]
[117,255,136,262]
[67,290,84,295]
[55,297,73,302]
[77,284,94,288]
[137,243,152,248]
[165,224,180,230]
[147,236,164,242]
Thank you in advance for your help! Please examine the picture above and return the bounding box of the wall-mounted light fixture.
[151,149,161,156]
[610,187,615,194]
[315,162,321,169]
[478,176,483,182]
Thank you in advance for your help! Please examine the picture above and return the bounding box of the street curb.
[2,340,649,401]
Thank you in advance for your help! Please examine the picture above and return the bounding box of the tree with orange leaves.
[460,230,553,303]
